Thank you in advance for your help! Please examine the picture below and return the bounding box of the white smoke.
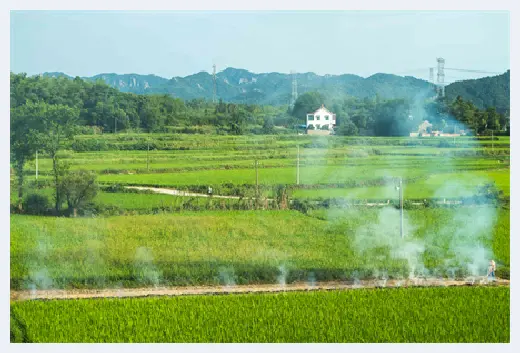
[218,266,236,288]
[307,271,316,287]
[133,247,162,288]
[277,265,288,288]
[26,232,54,292]
[352,207,424,279]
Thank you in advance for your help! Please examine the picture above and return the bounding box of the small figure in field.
[208,186,213,197]
[487,260,496,280]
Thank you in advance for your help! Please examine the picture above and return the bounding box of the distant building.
[306,105,336,135]
[409,120,466,137]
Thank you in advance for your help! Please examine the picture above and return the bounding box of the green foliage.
[445,71,510,113]
[22,193,50,215]
[10,208,510,290]
[59,170,99,216]
[262,117,275,134]
[10,287,510,342]
[336,120,358,136]
[291,92,325,120]
[11,72,509,137]
[10,101,43,209]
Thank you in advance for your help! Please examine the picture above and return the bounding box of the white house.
[306,105,336,132]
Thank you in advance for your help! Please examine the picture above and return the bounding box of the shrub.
[22,193,50,215]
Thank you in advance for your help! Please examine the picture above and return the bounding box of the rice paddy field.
[10,134,511,343]
[10,208,510,290]
[11,287,509,343]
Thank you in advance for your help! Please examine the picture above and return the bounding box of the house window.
[316,115,320,120]
[325,115,329,120]
[307,115,314,121]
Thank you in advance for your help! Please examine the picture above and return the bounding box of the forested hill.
[444,70,510,113]
[40,68,510,112]
[42,68,432,105]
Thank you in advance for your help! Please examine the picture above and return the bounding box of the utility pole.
[396,178,404,239]
[296,144,300,185]
[492,130,494,152]
[147,137,150,171]
[114,116,117,134]
[400,178,404,239]
[255,160,259,199]
[436,58,445,98]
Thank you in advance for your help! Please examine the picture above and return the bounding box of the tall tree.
[291,92,325,121]
[59,170,99,217]
[10,102,42,210]
[35,103,80,212]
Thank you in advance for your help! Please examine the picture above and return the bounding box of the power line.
[444,68,502,75]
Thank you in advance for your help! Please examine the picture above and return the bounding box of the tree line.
[10,72,510,214]
[12,72,509,138]
[10,73,289,135]
[292,91,510,137]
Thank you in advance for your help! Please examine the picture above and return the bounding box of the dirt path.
[126,186,242,199]
[10,278,509,302]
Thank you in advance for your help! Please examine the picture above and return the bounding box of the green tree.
[10,102,42,210]
[59,170,99,217]
[229,107,247,135]
[35,104,80,212]
[336,120,358,136]
[486,107,500,131]
[262,117,275,134]
[291,92,324,121]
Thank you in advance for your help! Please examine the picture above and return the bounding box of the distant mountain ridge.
[444,70,510,113]
[42,68,510,110]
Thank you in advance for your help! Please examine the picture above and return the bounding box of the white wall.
[306,107,336,130]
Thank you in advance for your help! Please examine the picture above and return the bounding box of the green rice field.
[11,286,510,343]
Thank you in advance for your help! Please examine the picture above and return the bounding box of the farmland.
[20,135,510,201]
[10,134,511,343]
[10,287,510,343]
[10,208,510,290]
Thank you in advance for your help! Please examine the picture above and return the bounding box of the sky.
[10,11,510,81]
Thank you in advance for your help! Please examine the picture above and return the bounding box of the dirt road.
[11,277,509,302]
[126,186,242,199]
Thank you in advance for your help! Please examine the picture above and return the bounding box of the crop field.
[19,135,509,202]
[10,287,509,343]
[10,134,510,343]
[10,208,510,290]
[292,169,510,199]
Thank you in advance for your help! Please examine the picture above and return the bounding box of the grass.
[10,208,510,290]
[16,134,509,202]
[292,169,511,199]
[10,286,510,343]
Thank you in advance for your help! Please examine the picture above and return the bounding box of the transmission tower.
[290,70,298,109]
[212,64,217,103]
[436,58,445,98]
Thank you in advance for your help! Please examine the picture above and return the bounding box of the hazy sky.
[10,11,510,81]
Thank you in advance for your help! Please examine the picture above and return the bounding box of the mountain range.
[42,68,510,111]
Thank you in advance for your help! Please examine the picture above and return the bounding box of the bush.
[22,193,50,215]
